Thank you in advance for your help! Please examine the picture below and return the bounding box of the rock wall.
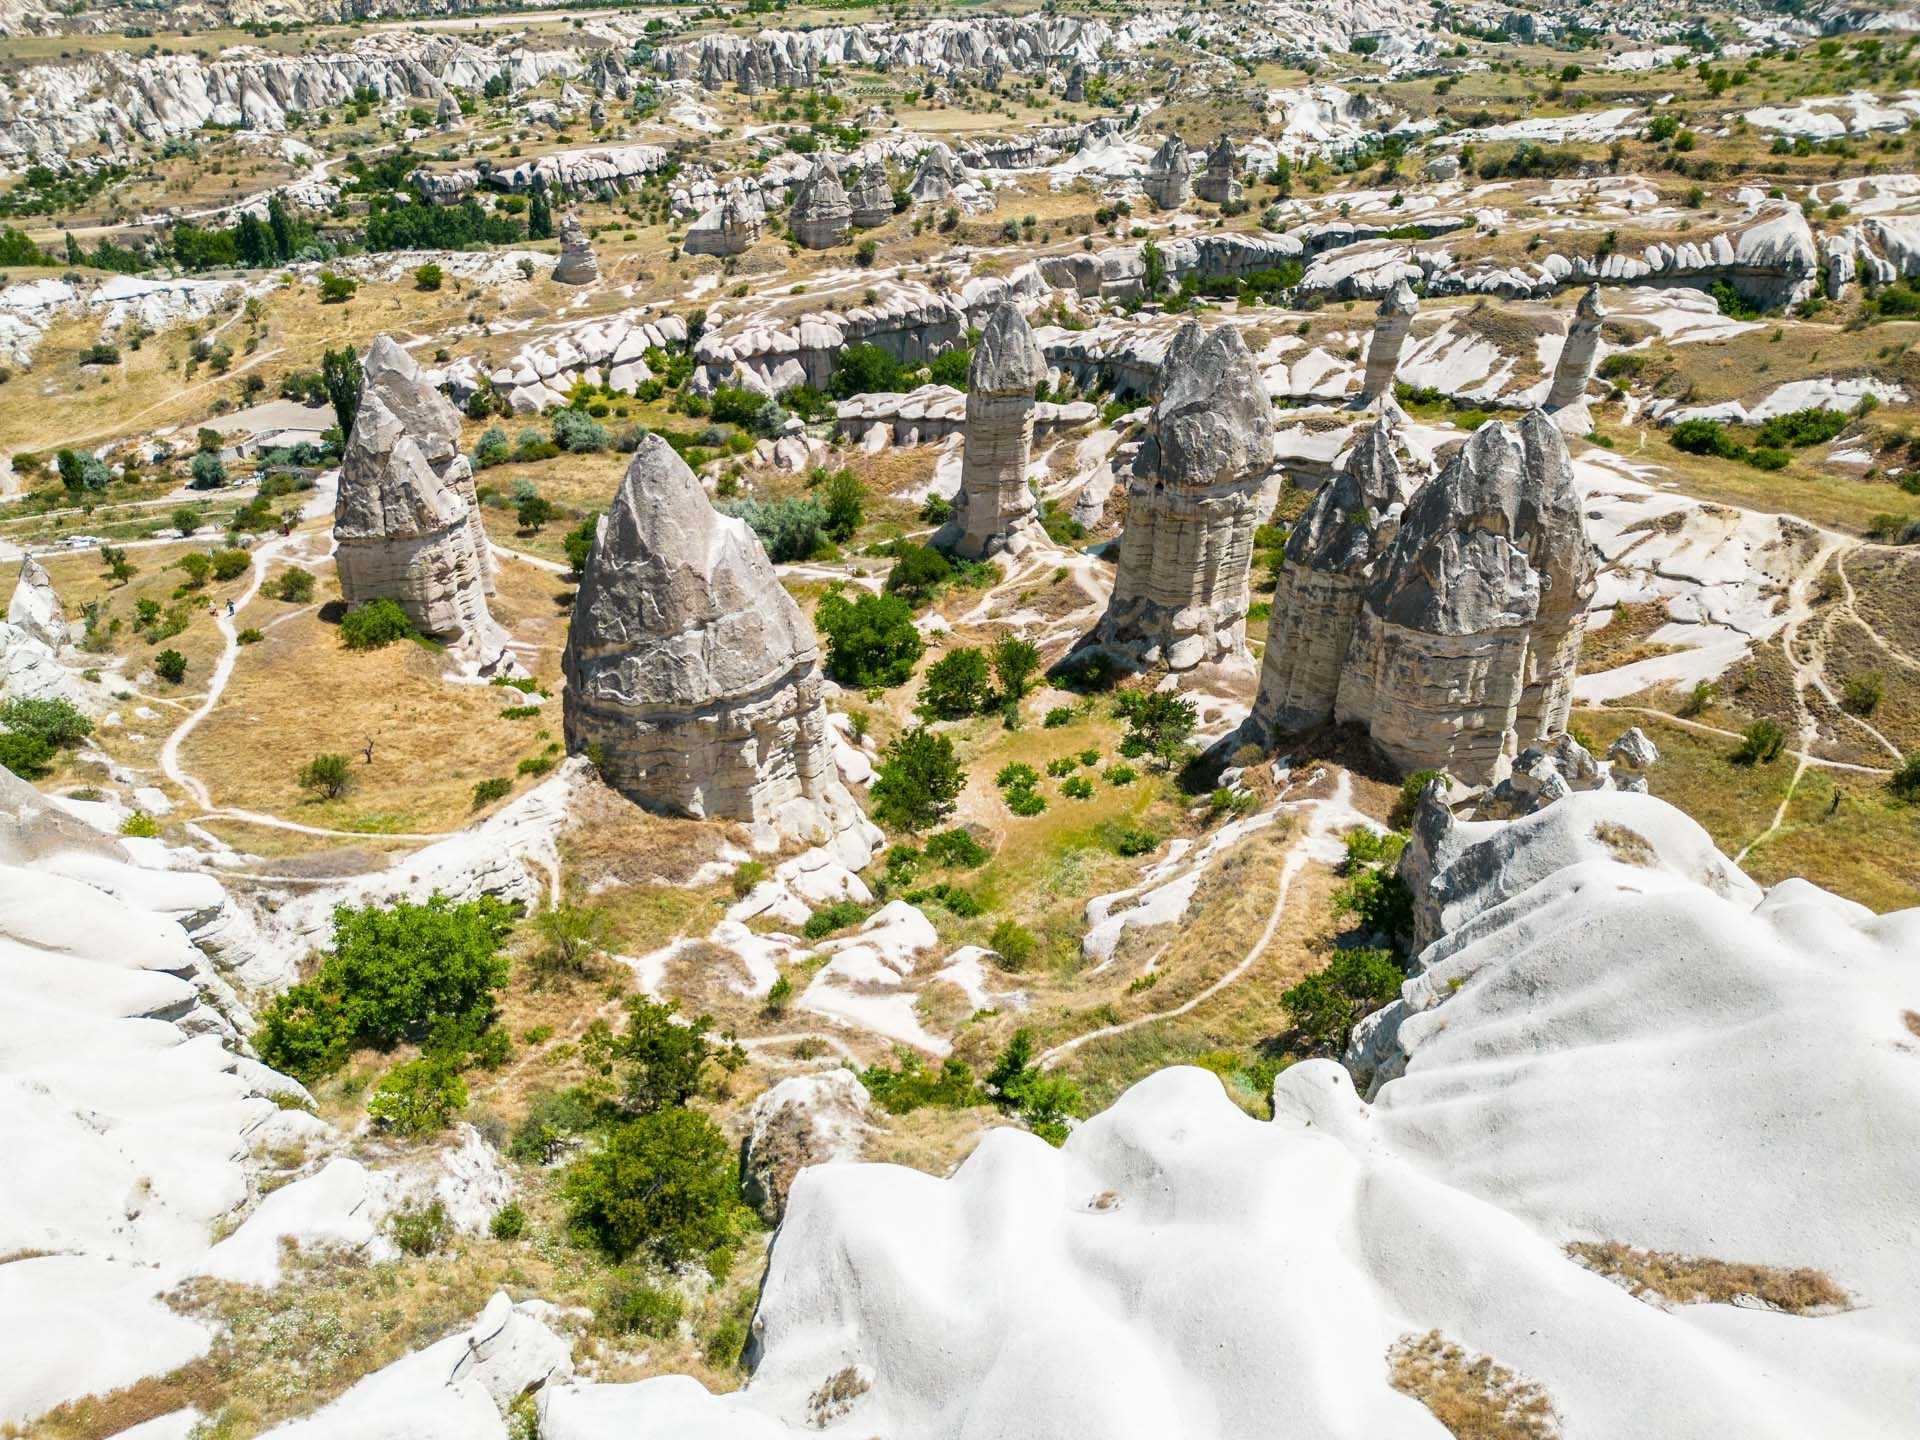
[561,436,868,852]
[1099,322,1277,670]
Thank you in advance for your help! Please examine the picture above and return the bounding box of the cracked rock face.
[334,336,500,652]
[951,303,1048,558]
[1101,323,1276,669]
[1252,404,1425,732]
[561,436,866,850]
[908,145,965,203]
[1360,278,1418,399]
[791,157,852,249]
[551,212,599,285]
[1142,135,1191,210]
[7,556,66,653]
[1321,410,1597,783]
[685,187,764,257]
[1545,283,1606,410]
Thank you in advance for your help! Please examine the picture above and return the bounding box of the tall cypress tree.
[267,193,295,262]
[528,178,553,241]
[322,346,362,445]
[236,212,270,268]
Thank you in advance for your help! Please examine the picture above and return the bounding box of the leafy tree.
[235,211,271,267]
[0,730,54,779]
[883,542,951,605]
[983,1029,1080,1144]
[531,903,614,981]
[211,548,250,581]
[1281,948,1404,1053]
[919,646,993,719]
[273,567,316,603]
[0,697,93,750]
[528,179,554,241]
[991,636,1041,702]
[318,271,358,304]
[298,752,353,800]
[339,598,414,651]
[172,506,203,537]
[154,649,188,684]
[551,407,609,453]
[413,262,444,292]
[561,1109,747,1265]
[827,342,909,399]
[322,346,363,440]
[516,493,557,531]
[859,1051,984,1113]
[563,514,599,574]
[1113,688,1197,770]
[189,452,228,489]
[100,546,135,586]
[473,425,510,468]
[928,344,971,388]
[871,726,965,832]
[1731,719,1786,766]
[815,590,922,688]
[254,895,514,1081]
[267,192,296,262]
[820,468,864,541]
[1891,752,1920,803]
[583,994,745,1116]
[56,448,109,493]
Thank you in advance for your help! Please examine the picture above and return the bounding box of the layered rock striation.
[1255,409,1595,783]
[561,436,866,850]
[1098,322,1277,670]
[334,337,503,660]
[949,302,1048,558]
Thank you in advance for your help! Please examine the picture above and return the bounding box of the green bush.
[924,827,988,868]
[471,777,511,809]
[882,542,952,605]
[339,598,414,651]
[994,762,1039,790]
[1731,718,1786,766]
[1891,753,1920,803]
[1669,418,1740,459]
[603,1271,683,1335]
[1755,407,1849,449]
[490,1202,526,1240]
[725,495,827,562]
[1061,775,1094,799]
[389,1200,447,1256]
[1105,763,1138,787]
[1043,707,1073,728]
[154,649,188,684]
[731,859,767,897]
[1842,673,1884,716]
[298,752,353,800]
[988,919,1036,970]
[508,1086,601,1164]
[1333,867,1414,944]
[1006,786,1047,817]
[815,591,922,688]
[120,810,161,838]
[273,567,316,603]
[1113,689,1196,770]
[561,1109,748,1265]
[1109,823,1157,856]
[0,729,59,779]
[1281,947,1405,1053]
[990,636,1041,702]
[859,1050,983,1113]
[582,994,745,1116]
[983,1029,1081,1144]
[552,407,610,453]
[0,697,92,750]
[1045,756,1076,778]
[368,1057,468,1135]
[237,627,263,645]
[254,895,513,1082]
[1389,769,1444,829]
[802,900,869,939]
[820,468,864,542]
[210,548,251,582]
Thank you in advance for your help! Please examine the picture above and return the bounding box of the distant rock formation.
[1360,278,1417,400]
[1098,323,1276,670]
[552,212,598,285]
[1063,62,1087,102]
[949,303,1047,558]
[848,161,893,229]
[1473,727,1658,819]
[790,157,852,249]
[1255,410,1596,783]
[434,93,460,129]
[334,337,505,664]
[1143,135,1191,210]
[7,556,66,653]
[908,146,965,204]
[0,555,88,708]
[1193,135,1242,206]
[684,188,764,257]
[1251,401,1425,733]
[561,436,868,850]
[1545,283,1605,412]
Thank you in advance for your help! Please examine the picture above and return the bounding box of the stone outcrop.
[949,303,1048,558]
[7,555,66,653]
[1193,135,1242,206]
[1544,282,1605,412]
[1473,728,1658,819]
[684,188,763,257]
[908,145,965,204]
[1360,278,1417,400]
[1098,323,1277,670]
[1142,135,1191,210]
[1063,62,1087,102]
[848,161,893,229]
[561,436,867,850]
[551,212,598,285]
[789,156,852,249]
[739,1071,872,1225]
[1260,410,1596,784]
[334,337,504,660]
[1251,402,1424,733]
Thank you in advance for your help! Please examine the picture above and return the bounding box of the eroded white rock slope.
[534,790,1920,1439]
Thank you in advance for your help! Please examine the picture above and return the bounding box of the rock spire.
[790,156,852,249]
[1360,279,1418,400]
[950,302,1048,558]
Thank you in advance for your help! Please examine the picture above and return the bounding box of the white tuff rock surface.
[949,302,1048,558]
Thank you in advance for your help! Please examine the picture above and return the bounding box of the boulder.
[561,436,872,852]
[739,1071,872,1224]
[683,189,763,257]
[7,555,67,652]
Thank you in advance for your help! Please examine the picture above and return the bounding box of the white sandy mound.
[536,791,1920,1439]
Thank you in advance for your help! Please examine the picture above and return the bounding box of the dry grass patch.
[1592,821,1658,868]
[1387,1330,1560,1440]
[1566,1241,1850,1314]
